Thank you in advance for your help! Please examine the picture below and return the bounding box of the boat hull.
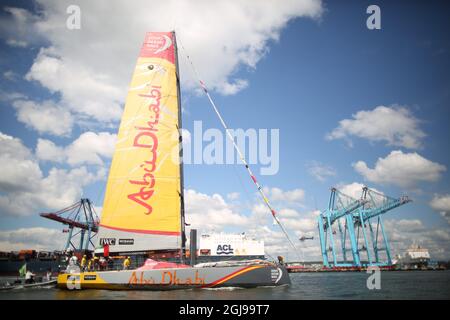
[57,264,290,290]
[1,279,56,291]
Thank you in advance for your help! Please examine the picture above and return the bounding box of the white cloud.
[0,132,42,193]
[337,182,366,199]
[0,165,104,217]
[6,38,27,47]
[0,132,104,216]
[430,194,450,213]
[279,210,319,234]
[335,182,384,199]
[263,187,305,204]
[0,7,40,47]
[35,139,66,162]
[0,91,27,102]
[391,219,425,233]
[216,79,249,96]
[185,189,250,231]
[306,161,336,182]
[384,219,450,261]
[354,150,446,188]
[3,70,18,81]
[226,192,240,201]
[39,166,105,209]
[278,208,301,218]
[0,228,65,251]
[327,105,426,149]
[12,99,74,136]
[430,194,450,224]
[36,131,117,166]
[4,0,322,128]
[65,131,116,166]
[25,47,124,123]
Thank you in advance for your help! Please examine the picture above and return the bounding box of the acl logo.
[216,244,234,255]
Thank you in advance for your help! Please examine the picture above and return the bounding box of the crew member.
[87,257,93,271]
[123,256,131,270]
[277,256,285,265]
[99,256,106,271]
[25,270,36,284]
[80,255,87,271]
[107,257,114,270]
[46,269,52,281]
[69,252,78,266]
[92,256,99,271]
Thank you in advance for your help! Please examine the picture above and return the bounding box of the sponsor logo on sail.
[127,85,162,215]
[144,33,172,54]
[119,239,135,245]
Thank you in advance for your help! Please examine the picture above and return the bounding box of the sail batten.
[97,32,182,254]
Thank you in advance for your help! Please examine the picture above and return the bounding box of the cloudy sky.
[0,0,449,262]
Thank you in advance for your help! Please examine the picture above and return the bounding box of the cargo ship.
[196,232,265,263]
[394,245,432,269]
[0,250,64,276]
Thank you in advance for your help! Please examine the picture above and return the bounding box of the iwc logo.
[100,238,116,246]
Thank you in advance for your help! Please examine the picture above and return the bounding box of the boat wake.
[201,286,245,291]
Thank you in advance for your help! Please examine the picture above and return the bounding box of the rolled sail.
[97,32,182,254]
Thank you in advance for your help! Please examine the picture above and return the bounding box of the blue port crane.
[318,187,411,268]
[40,198,99,252]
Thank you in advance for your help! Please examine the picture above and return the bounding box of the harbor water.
[1,270,449,300]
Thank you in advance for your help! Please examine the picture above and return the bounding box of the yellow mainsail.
[97,32,183,253]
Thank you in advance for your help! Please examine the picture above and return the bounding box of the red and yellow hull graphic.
[57,265,290,290]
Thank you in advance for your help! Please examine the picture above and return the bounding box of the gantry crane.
[40,198,99,252]
[318,187,411,268]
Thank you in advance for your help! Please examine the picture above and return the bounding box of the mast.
[173,31,187,262]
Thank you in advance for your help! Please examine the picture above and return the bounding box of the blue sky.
[0,0,449,260]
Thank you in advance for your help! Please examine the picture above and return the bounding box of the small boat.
[0,279,56,291]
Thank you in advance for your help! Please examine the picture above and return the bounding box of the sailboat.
[57,31,290,290]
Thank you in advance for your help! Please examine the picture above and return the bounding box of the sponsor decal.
[128,270,205,286]
[119,239,135,245]
[270,268,283,283]
[83,275,97,281]
[127,85,161,215]
[154,34,172,54]
[216,244,234,255]
[100,238,116,246]
[144,34,172,54]
[140,32,175,65]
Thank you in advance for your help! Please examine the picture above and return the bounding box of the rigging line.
[231,162,256,212]
[176,35,300,260]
